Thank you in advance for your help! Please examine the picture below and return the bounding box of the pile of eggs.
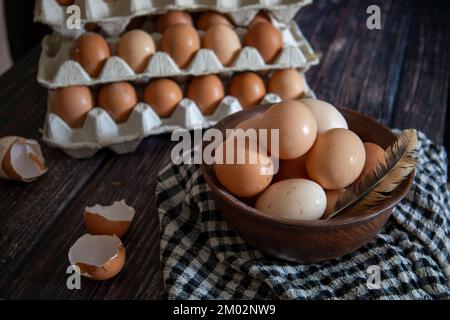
[69,10,283,76]
[214,99,387,220]
[50,68,306,128]
[49,8,306,129]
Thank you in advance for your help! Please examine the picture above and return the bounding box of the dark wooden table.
[1,0,449,299]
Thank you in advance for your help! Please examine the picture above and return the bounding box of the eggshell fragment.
[68,234,125,281]
[300,98,348,133]
[255,179,327,221]
[84,200,135,238]
[0,137,47,182]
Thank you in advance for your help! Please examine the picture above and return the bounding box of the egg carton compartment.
[35,0,312,38]
[42,74,315,158]
[38,21,318,89]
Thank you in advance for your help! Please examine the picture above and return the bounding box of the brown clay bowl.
[200,104,414,263]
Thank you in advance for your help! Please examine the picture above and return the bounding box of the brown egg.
[244,22,283,63]
[355,143,386,182]
[322,189,345,219]
[116,30,155,73]
[160,24,201,68]
[273,155,308,183]
[156,10,193,33]
[260,100,317,160]
[57,0,74,5]
[72,33,111,78]
[187,75,224,115]
[143,79,183,117]
[50,86,94,128]
[228,72,266,109]
[305,128,366,190]
[197,11,234,31]
[268,69,306,100]
[249,11,271,27]
[98,82,137,123]
[202,25,241,66]
[214,140,274,198]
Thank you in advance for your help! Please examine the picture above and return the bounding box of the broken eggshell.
[0,136,47,182]
[84,200,135,238]
[68,234,126,281]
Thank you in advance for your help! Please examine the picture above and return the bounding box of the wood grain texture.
[298,0,415,124]
[3,137,174,299]
[390,0,450,143]
[0,47,110,290]
[0,0,449,299]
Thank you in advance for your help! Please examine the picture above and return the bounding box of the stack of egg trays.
[35,0,319,158]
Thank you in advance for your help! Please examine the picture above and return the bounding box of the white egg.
[255,179,327,221]
[300,98,348,133]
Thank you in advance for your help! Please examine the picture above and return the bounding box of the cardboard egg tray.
[42,72,316,158]
[34,0,312,38]
[37,21,318,89]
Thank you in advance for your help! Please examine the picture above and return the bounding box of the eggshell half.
[0,137,47,182]
[68,234,125,281]
[84,200,135,238]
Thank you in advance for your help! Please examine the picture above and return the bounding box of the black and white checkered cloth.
[156,131,450,299]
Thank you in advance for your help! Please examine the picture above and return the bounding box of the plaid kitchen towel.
[156,131,450,299]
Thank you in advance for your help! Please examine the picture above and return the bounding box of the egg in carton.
[34,0,313,38]
[37,21,318,89]
[42,72,316,158]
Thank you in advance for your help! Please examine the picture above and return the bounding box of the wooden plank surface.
[298,0,416,124]
[0,47,110,289]
[1,0,449,299]
[390,0,450,143]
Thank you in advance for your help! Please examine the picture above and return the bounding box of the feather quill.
[327,129,418,220]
